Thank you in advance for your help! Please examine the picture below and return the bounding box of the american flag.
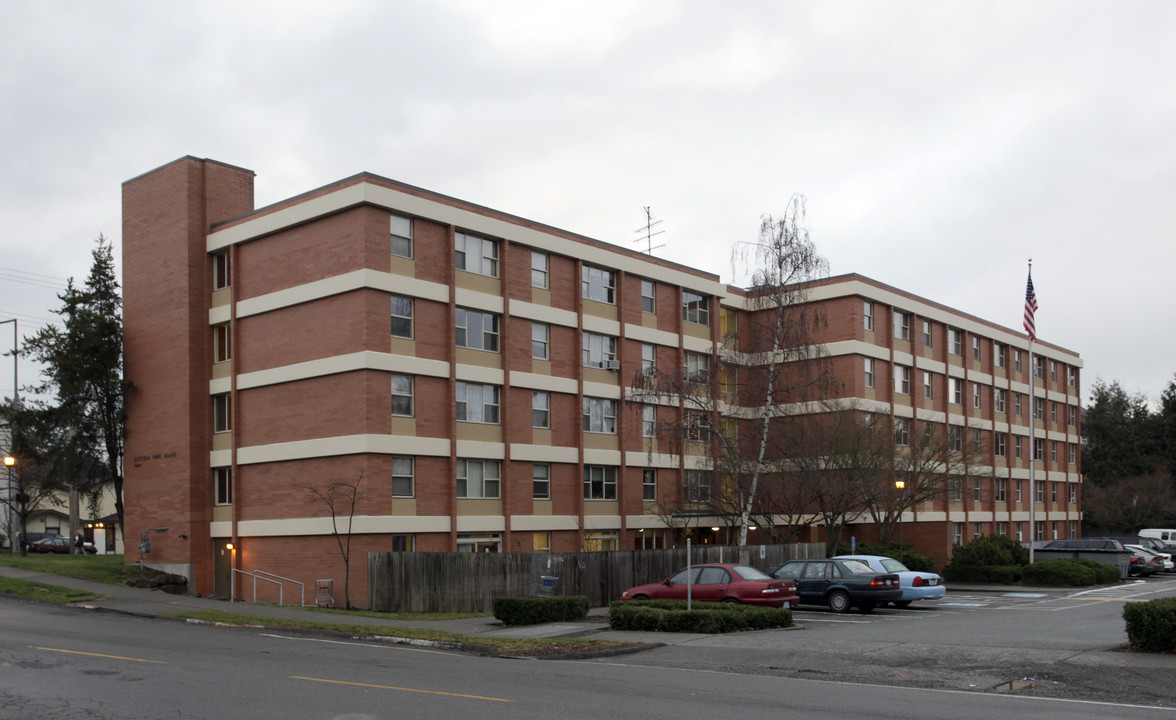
[1023,272,1038,342]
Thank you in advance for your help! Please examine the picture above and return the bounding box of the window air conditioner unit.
[605,360,621,371]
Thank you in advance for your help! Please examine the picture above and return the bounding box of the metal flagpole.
[1024,261,1038,563]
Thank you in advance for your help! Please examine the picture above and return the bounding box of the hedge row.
[1022,558,1120,586]
[609,599,792,633]
[492,595,590,625]
[941,564,1023,584]
[1123,597,1176,652]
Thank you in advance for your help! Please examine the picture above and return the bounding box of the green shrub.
[1123,597,1176,652]
[950,534,1030,567]
[608,599,791,633]
[492,595,590,625]
[941,564,1022,584]
[1070,558,1122,584]
[1022,558,1096,586]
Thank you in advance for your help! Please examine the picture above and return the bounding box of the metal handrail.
[254,570,306,607]
[230,568,281,604]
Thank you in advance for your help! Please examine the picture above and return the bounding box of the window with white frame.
[684,352,709,382]
[953,523,964,545]
[531,322,549,360]
[531,251,548,288]
[581,265,616,304]
[214,467,231,505]
[213,323,231,363]
[1035,480,1044,502]
[894,310,910,340]
[1034,438,1045,461]
[950,328,963,355]
[923,319,932,347]
[1050,360,1057,382]
[455,308,499,351]
[391,456,414,497]
[1069,484,1077,503]
[995,477,1006,502]
[1014,349,1022,372]
[641,280,656,313]
[995,342,1005,368]
[582,396,617,433]
[1015,436,1023,459]
[923,371,933,399]
[1016,479,1023,502]
[996,521,1007,536]
[532,391,549,428]
[684,411,710,442]
[995,433,1006,457]
[1052,481,1059,502]
[1067,366,1076,387]
[643,468,657,501]
[642,404,656,437]
[894,365,910,395]
[457,459,500,498]
[863,301,874,331]
[213,251,231,290]
[1015,393,1023,417]
[1034,397,1044,420]
[1034,356,1044,378]
[1051,402,1058,423]
[641,343,656,375]
[949,425,963,452]
[682,291,710,325]
[455,232,498,276]
[864,357,875,388]
[456,382,500,423]
[974,477,982,501]
[995,388,1006,413]
[1068,443,1076,464]
[972,336,981,361]
[974,522,983,539]
[213,393,231,433]
[390,373,413,416]
[951,377,963,404]
[532,463,550,500]
[390,214,412,258]
[683,470,710,502]
[973,428,983,454]
[1068,405,1076,426]
[582,332,617,368]
[948,476,962,502]
[894,417,910,446]
[583,465,617,500]
[1051,441,1058,463]
[391,295,413,338]
[973,382,982,409]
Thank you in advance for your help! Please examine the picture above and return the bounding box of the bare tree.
[303,473,365,609]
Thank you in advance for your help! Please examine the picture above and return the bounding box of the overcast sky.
[2,1,1173,405]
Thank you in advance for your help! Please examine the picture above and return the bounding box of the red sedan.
[620,563,799,608]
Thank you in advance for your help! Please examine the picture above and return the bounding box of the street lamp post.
[895,479,906,564]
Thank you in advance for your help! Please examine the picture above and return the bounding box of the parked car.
[619,563,800,608]
[833,554,946,607]
[1136,537,1176,566]
[769,558,902,613]
[27,536,97,554]
[1125,545,1167,575]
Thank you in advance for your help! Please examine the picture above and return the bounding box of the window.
[996,521,1007,537]
[995,343,1005,368]
[642,280,656,313]
[974,522,983,539]
[972,382,982,409]
[973,428,983,454]
[683,470,710,502]
[948,476,962,502]
[1050,360,1057,382]
[581,265,616,304]
[1051,441,1058,463]
[582,397,617,433]
[995,478,1007,502]
[1015,436,1023,459]
[643,468,657,501]
[581,332,617,368]
[894,311,910,340]
[213,323,230,363]
[531,322,549,360]
[949,426,962,452]
[950,328,963,355]
[641,343,656,376]
[1015,393,1023,417]
[972,336,981,361]
[456,382,500,423]
[531,251,548,288]
[1034,397,1044,421]
[390,295,413,338]
[684,352,709,382]
[391,456,414,497]
[1016,480,1023,503]
[923,371,933,399]
[1014,349,1022,372]
[894,417,910,446]
[1051,481,1058,502]
[953,523,964,546]
[455,308,500,351]
[532,463,550,500]
[533,532,550,552]
[721,308,738,344]
[1069,484,1077,503]
[584,465,617,500]
[457,459,500,498]
[923,319,932,347]
[995,388,1006,413]
[973,478,983,501]
[1051,402,1058,423]
[1068,405,1076,426]
[863,301,874,331]
[951,377,963,404]
[684,411,710,442]
[1035,480,1044,502]
[682,291,710,325]
[1068,443,1076,464]
[642,405,656,437]
[864,358,875,388]
[213,251,230,290]
[390,373,413,416]
[1034,438,1045,461]
[390,214,412,258]
[1034,356,1044,378]
[894,365,910,395]
[1067,367,1076,387]
[532,391,550,428]
[995,433,1006,457]
[213,393,231,433]
[214,468,231,505]
[721,365,738,394]
[455,232,498,277]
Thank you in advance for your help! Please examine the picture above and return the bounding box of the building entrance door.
[213,539,234,598]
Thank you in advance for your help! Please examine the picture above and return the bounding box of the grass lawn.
[0,553,157,585]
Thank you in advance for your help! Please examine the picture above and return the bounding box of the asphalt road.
[3,579,1176,719]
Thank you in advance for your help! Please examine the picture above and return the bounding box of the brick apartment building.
[122,156,1082,605]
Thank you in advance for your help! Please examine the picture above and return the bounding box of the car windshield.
[879,558,910,573]
[841,559,877,574]
[732,565,771,581]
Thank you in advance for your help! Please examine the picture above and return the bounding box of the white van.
[1139,529,1176,543]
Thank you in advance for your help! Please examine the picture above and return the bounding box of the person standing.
[74,532,84,555]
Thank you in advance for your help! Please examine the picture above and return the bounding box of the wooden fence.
[368,542,826,613]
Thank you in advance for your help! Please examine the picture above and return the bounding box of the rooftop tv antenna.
[633,206,666,255]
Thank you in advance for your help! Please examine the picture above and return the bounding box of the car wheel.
[827,590,851,614]
[893,600,912,608]
[721,597,740,605]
